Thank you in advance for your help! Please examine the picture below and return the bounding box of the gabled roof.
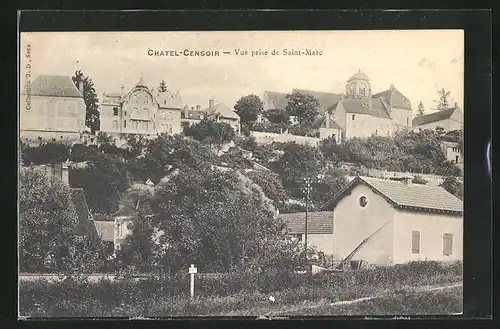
[340,99,371,115]
[370,98,392,119]
[313,114,341,130]
[412,107,461,127]
[25,75,83,98]
[279,211,334,234]
[202,103,240,120]
[93,221,115,242]
[264,91,288,110]
[323,176,463,214]
[372,86,412,110]
[70,188,98,238]
[155,91,183,109]
[292,89,344,112]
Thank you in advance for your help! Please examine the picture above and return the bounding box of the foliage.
[285,91,320,126]
[310,167,348,207]
[19,167,78,272]
[234,135,258,151]
[251,121,283,134]
[288,124,319,137]
[157,79,168,92]
[218,151,254,170]
[416,101,425,117]
[412,175,429,185]
[95,131,115,146]
[233,94,264,124]
[72,70,100,133]
[263,109,291,131]
[69,143,98,162]
[129,134,217,183]
[247,170,289,207]
[121,134,151,158]
[319,135,340,161]
[435,88,452,111]
[440,176,463,200]
[183,118,236,145]
[275,142,326,184]
[70,153,130,214]
[22,142,70,166]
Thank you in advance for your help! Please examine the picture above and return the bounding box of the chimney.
[390,84,394,90]
[325,111,330,129]
[196,105,201,111]
[209,99,215,112]
[78,81,84,94]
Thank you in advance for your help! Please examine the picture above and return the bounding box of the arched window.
[144,96,149,104]
[359,86,366,96]
[143,108,149,119]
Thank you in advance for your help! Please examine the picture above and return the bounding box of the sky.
[20,30,464,114]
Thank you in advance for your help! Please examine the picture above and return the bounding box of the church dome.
[347,69,370,82]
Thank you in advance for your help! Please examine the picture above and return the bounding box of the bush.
[412,175,429,185]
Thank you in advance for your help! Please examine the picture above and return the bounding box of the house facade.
[181,99,241,134]
[100,76,183,137]
[262,70,413,143]
[323,176,463,265]
[412,106,463,132]
[20,75,86,144]
[279,211,334,255]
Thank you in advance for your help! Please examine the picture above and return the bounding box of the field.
[19,261,462,317]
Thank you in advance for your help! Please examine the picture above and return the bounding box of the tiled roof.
[93,221,115,242]
[279,211,334,234]
[313,115,341,129]
[347,70,370,81]
[181,109,205,120]
[70,188,98,238]
[341,99,371,114]
[372,87,412,110]
[202,103,240,120]
[441,141,460,148]
[25,75,83,98]
[412,108,460,127]
[292,89,344,112]
[370,98,392,119]
[264,91,288,110]
[324,176,463,213]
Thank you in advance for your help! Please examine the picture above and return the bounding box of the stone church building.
[263,70,413,143]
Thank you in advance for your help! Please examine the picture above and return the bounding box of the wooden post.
[188,264,197,300]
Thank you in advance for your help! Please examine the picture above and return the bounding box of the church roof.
[372,86,412,110]
[323,176,463,214]
[25,75,83,98]
[347,69,370,82]
[340,99,371,115]
[264,91,288,110]
[292,89,344,112]
[412,107,460,126]
[370,98,392,119]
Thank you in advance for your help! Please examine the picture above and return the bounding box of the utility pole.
[302,176,321,274]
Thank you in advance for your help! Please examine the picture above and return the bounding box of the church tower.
[346,69,372,109]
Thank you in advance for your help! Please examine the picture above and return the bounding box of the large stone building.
[263,70,413,142]
[181,99,241,134]
[100,76,183,137]
[19,75,87,145]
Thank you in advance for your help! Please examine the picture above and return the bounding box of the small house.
[323,176,463,265]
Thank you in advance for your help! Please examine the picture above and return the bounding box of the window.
[375,130,378,136]
[116,222,122,237]
[359,86,366,96]
[133,121,139,129]
[124,120,127,128]
[352,114,355,120]
[358,196,368,208]
[455,155,459,163]
[412,231,420,254]
[406,118,409,126]
[166,111,173,120]
[113,107,119,116]
[112,120,118,130]
[133,107,139,117]
[144,96,149,104]
[143,108,149,118]
[169,125,172,133]
[124,111,127,116]
[443,233,453,256]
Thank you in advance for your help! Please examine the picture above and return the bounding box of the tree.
[440,176,463,200]
[264,109,291,132]
[72,70,100,133]
[124,166,301,274]
[70,153,130,214]
[319,135,341,161]
[19,167,79,272]
[247,170,289,208]
[416,101,425,117]
[435,88,452,111]
[22,142,70,166]
[157,79,168,92]
[285,91,320,126]
[234,94,264,124]
[310,168,348,207]
[183,118,235,146]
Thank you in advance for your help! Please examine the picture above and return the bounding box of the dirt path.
[265,282,463,316]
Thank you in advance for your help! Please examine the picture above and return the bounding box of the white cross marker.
[189,264,197,299]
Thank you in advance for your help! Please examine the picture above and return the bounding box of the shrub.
[412,175,429,185]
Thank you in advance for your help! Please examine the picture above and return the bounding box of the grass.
[19,262,463,317]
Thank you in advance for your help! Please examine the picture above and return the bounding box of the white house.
[412,106,463,132]
[279,211,334,255]
[323,176,463,266]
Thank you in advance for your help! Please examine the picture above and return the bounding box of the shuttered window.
[412,231,420,254]
[443,234,453,256]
